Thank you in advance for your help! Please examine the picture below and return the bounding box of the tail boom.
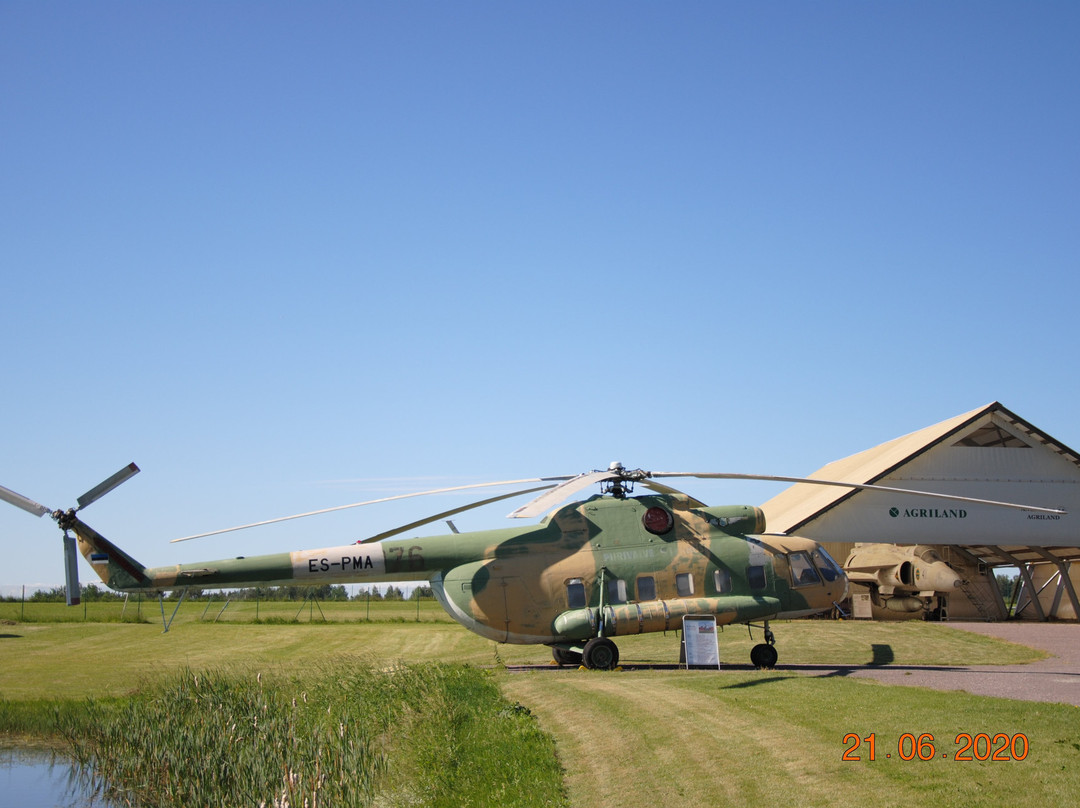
[65,514,153,592]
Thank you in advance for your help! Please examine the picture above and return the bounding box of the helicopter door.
[440,561,543,642]
[497,575,540,642]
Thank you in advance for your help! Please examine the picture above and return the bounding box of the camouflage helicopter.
[1,462,1064,670]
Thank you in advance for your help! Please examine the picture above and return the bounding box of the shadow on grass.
[870,643,895,666]
[719,675,797,689]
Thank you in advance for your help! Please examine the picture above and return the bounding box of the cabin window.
[788,552,821,587]
[636,575,656,601]
[713,568,732,594]
[811,548,842,582]
[746,565,766,591]
[607,578,628,604]
[676,572,694,597]
[567,579,586,609]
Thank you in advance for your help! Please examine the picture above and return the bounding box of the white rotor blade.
[358,484,557,544]
[77,462,140,510]
[171,477,568,543]
[507,471,617,518]
[650,472,1067,515]
[640,478,706,507]
[0,484,51,517]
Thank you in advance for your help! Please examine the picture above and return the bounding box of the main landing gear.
[748,622,778,669]
[552,622,778,671]
[551,637,620,670]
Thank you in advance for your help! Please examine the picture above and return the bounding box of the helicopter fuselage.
[79,493,848,648]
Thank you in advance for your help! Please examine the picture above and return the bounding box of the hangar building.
[761,403,1080,621]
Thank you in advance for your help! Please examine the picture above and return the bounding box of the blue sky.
[2,2,1078,590]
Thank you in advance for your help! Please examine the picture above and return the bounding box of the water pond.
[0,745,117,808]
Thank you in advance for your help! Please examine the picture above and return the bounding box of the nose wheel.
[749,623,778,669]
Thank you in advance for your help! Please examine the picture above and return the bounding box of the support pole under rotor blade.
[63,534,80,606]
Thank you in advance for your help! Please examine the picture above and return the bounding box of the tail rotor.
[1,463,140,605]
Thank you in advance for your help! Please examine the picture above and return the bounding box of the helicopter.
[1,462,1066,670]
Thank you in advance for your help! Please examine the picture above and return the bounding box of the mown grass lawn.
[1,617,1077,808]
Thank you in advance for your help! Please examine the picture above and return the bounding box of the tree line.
[2,583,435,603]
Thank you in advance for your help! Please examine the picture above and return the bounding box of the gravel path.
[798,622,1080,707]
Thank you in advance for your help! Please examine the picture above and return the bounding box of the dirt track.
[508,622,1080,707]
[796,622,1080,707]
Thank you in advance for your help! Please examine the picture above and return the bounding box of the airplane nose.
[923,561,962,593]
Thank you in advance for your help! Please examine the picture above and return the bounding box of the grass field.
[2,614,1078,807]
[0,596,453,625]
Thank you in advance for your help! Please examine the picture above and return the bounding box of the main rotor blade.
[639,479,706,507]
[358,484,557,544]
[507,471,617,518]
[170,477,569,543]
[77,463,140,510]
[0,484,51,517]
[649,472,1068,515]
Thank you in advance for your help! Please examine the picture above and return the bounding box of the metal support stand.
[293,589,327,622]
[214,599,232,622]
[160,588,188,633]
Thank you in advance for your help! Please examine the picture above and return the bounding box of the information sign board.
[682,615,720,668]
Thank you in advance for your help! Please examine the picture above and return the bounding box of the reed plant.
[44,661,566,807]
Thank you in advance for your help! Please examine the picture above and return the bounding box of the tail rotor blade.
[0,484,51,517]
[77,463,140,510]
[63,534,81,606]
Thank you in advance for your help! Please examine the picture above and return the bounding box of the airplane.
[842,544,963,613]
[1,462,1066,670]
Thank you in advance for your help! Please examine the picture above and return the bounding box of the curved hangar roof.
[761,402,1080,565]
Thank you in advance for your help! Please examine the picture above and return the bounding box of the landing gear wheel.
[750,643,778,669]
[582,637,620,670]
[552,646,583,667]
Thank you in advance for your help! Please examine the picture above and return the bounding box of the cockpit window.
[788,551,821,587]
[811,547,843,582]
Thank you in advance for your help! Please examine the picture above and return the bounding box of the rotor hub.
[53,508,79,532]
[600,463,649,499]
